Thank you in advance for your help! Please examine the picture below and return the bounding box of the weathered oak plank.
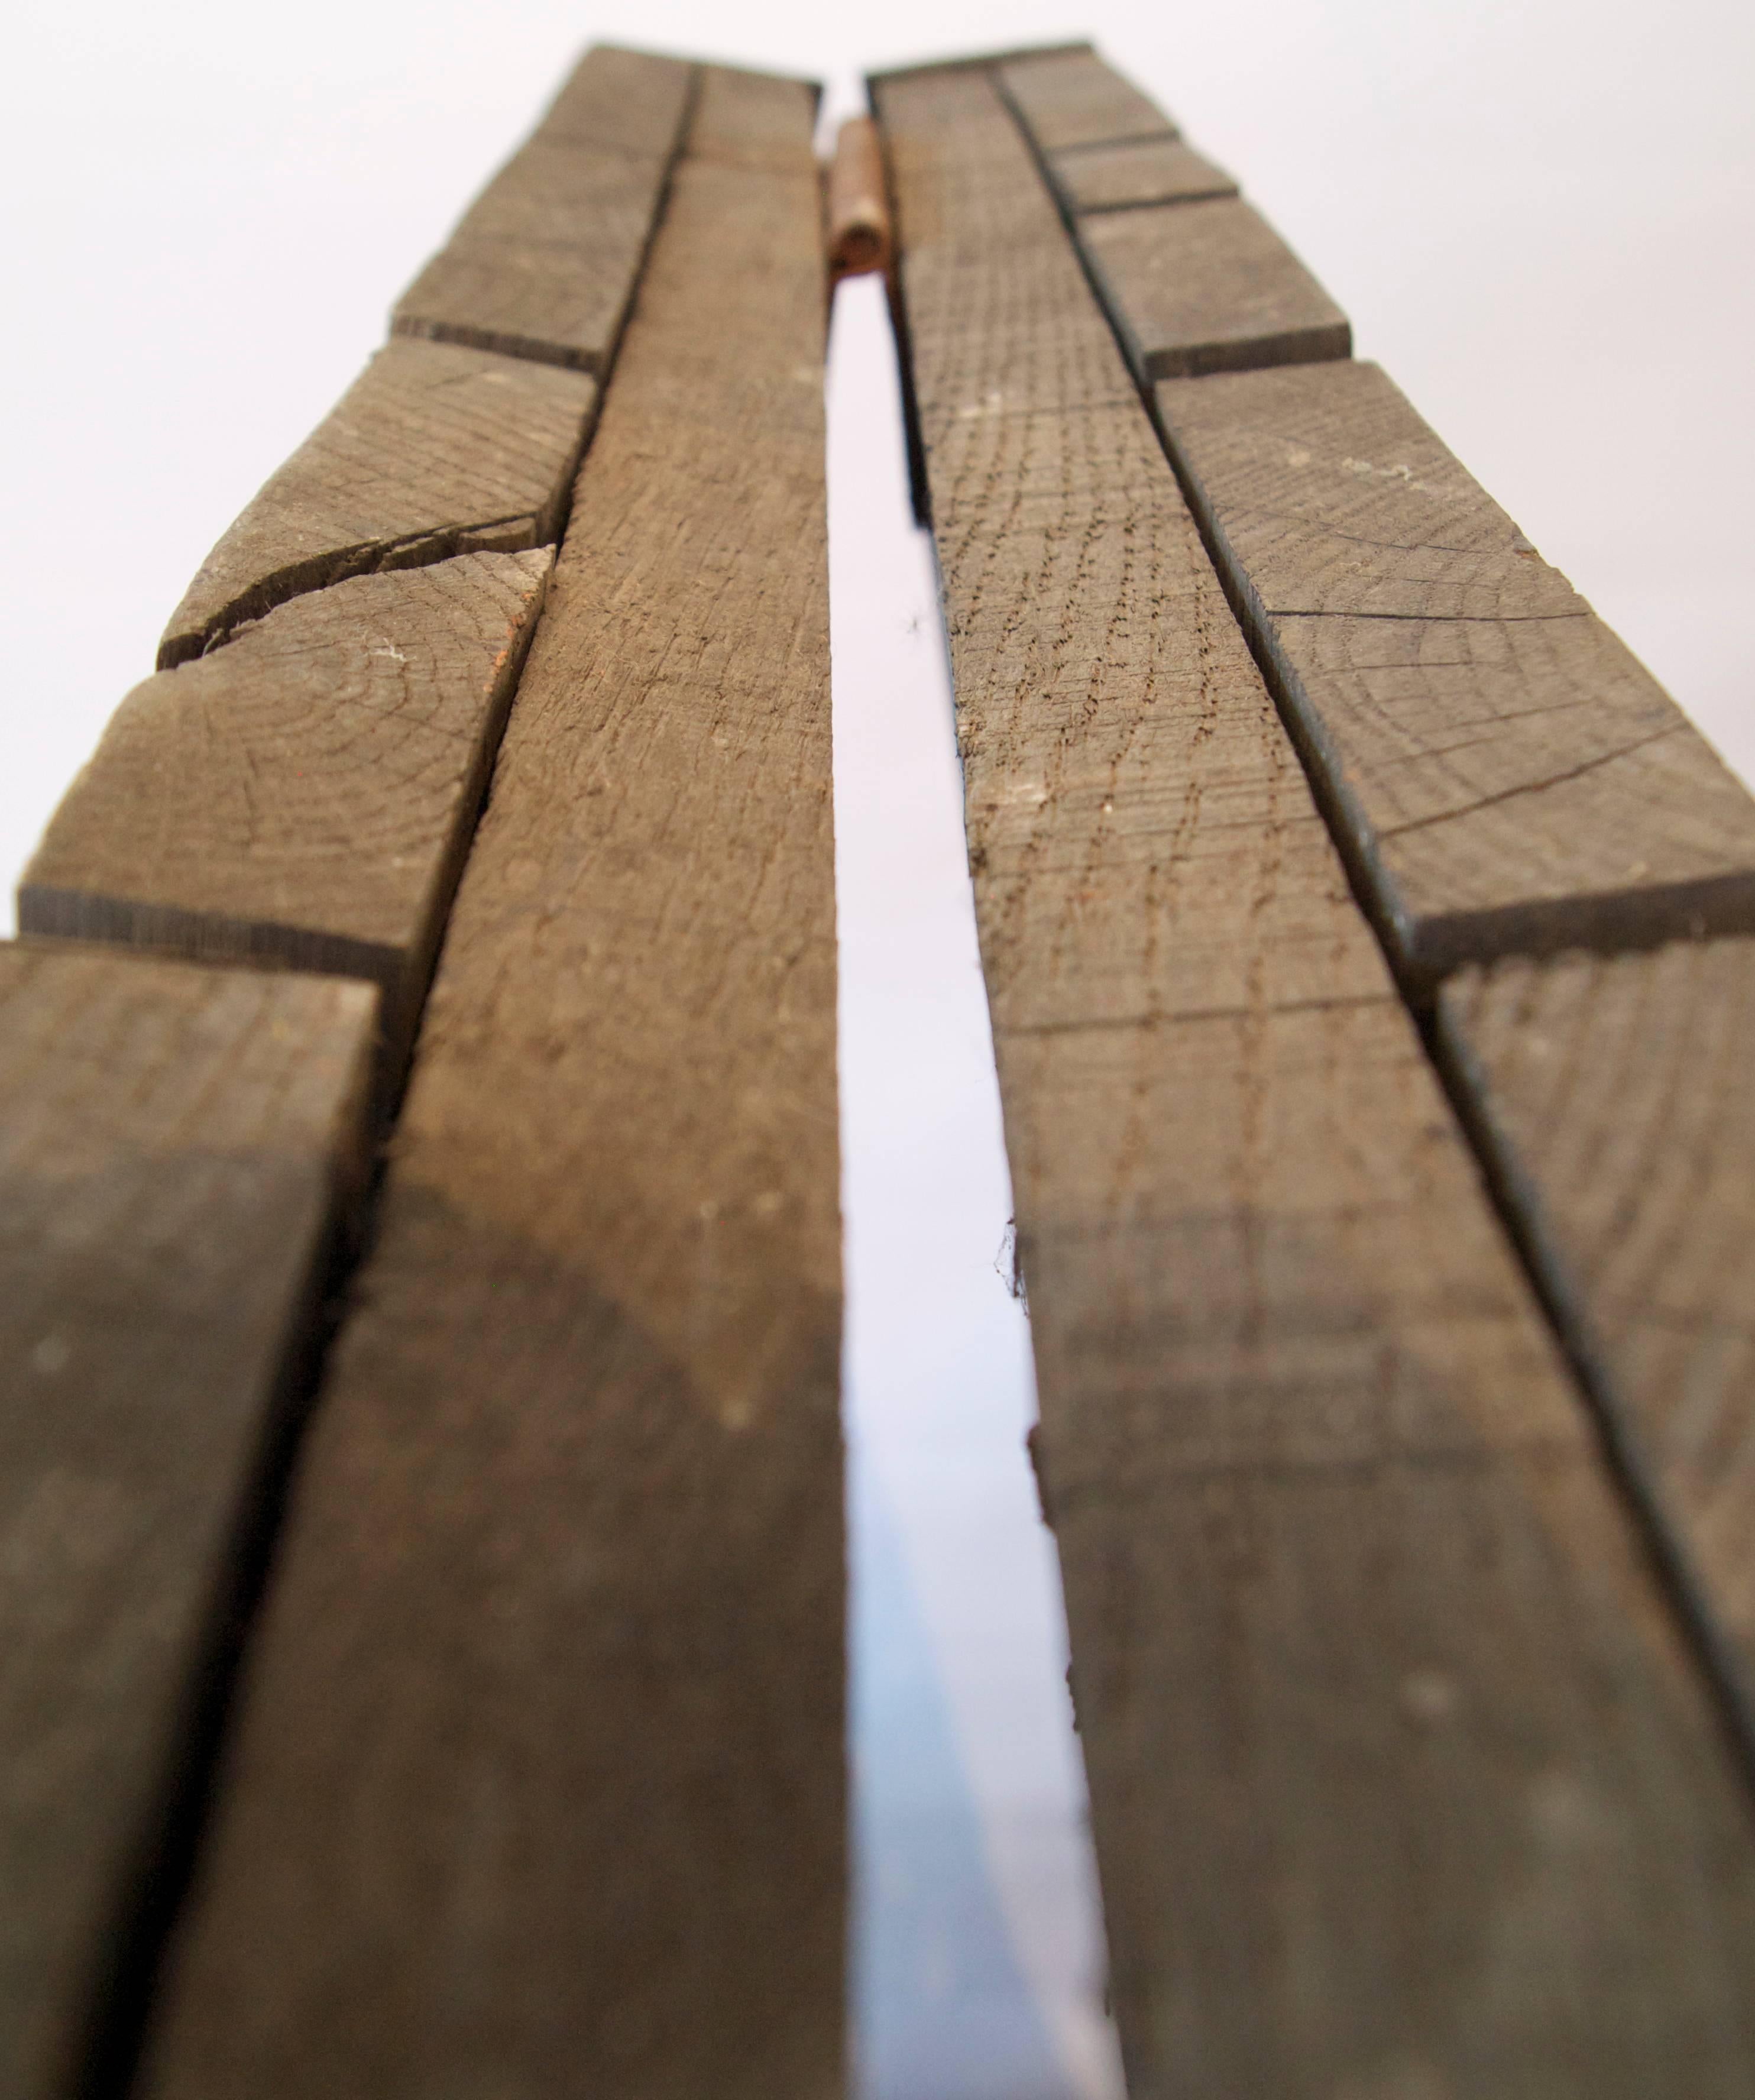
[1157,359,1755,974]
[0,944,374,2100]
[1047,135,1236,215]
[878,59,1755,2097]
[140,70,841,2100]
[1076,194,1351,380]
[996,47,1177,151]
[1440,939,1755,1710]
[391,44,694,374]
[24,549,551,1083]
[158,338,589,667]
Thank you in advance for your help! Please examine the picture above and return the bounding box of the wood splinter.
[827,116,891,278]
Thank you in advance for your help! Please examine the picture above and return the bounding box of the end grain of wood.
[1157,360,1755,974]
[995,47,1178,153]
[1048,135,1238,215]
[157,338,591,668]
[0,944,374,2100]
[24,549,552,1091]
[1440,940,1755,1715]
[828,117,891,279]
[1079,195,1352,382]
[391,46,696,375]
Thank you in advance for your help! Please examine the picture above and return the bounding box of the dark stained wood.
[391,45,695,375]
[1440,939,1755,1710]
[878,58,1755,2096]
[23,550,552,1084]
[138,72,842,2100]
[1077,194,1352,380]
[1157,359,1755,975]
[1048,134,1236,214]
[996,47,1177,151]
[158,338,590,667]
[0,944,374,2100]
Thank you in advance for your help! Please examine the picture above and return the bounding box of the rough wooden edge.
[1430,967,1755,1771]
[867,38,1093,86]
[0,944,380,2098]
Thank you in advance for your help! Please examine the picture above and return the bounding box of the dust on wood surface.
[1441,940,1755,1716]
[1048,135,1236,215]
[0,944,374,2100]
[157,338,590,668]
[996,47,1178,151]
[23,550,552,1085]
[138,67,843,2100]
[1157,360,1755,975]
[1074,195,1351,381]
[876,58,1755,2098]
[391,44,694,373]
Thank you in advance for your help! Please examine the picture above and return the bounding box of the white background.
[3,5,1749,2092]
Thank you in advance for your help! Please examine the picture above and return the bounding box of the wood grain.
[1157,359,1755,975]
[391,45,694,374]
[1076,195,1352,381]
[1048,135,1236,215]
[158,338,589,668]
[24,550,551,1086]
[687,62,820,173]
[996,47,1177,151]
[530,40,695,156]
[138,73,842,2100]
[0,944,374,2100]
[1440,940,1755,1710]
[879,59,1755,2097]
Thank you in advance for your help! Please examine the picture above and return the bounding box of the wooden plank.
[530,40,695,156]
[158,337,590,667]
[391,46,694,374]
[391,143,674,376]
[23,549,552,1087]
[995,47,1177,151]
[1156,359,1755,975]
[868,41,1094,88]
[687,61,819,172]
[1439,939,1755,1708]
[1076,194,1351,380]
[828,117,891,278]
[877,59,1755,2096]
[138,70,841,2100]
[1048,135,1236,215]
[0,943,374,2100]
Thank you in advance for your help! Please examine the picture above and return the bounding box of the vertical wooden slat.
[138,65,842,2100]
[0,945,374,2099]
[875,58,1755,2096]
